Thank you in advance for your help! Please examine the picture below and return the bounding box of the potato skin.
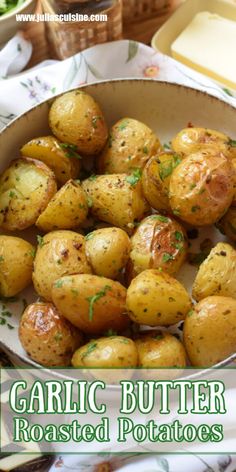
[169,151,235,226]
[126,269,192,326]
[172,127,230,157]
[0,158,57,231]
[51,274,129,334]
[217,206,236,242]
[19,302,82,367]
[135,331,186,379]
[21,136,80,186]
[72,336,138,368]
[142,152,182,212]
[85,227,131,279]
[183,296,236,367]
[33,230,91,301]
[36,180,88,232]
[127,215,187,281]
[192,242,236,301]
[0,235,34,297]
[98,117,161,174]
[49,90,108,156]
[82,174,149,234]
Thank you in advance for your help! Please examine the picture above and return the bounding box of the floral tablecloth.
[0,39,236,472]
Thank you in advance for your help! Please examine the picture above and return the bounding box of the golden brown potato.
[169,150,235,226]
[33,230,91,301]
[19,302,82,367]
[51,274,129,335]
[0,158,57,231]
[192,242,236,301]
[85,227,131,279]
[135,331,186,379]
[0,235,34,297]
[97,117,161,174]
[171,127,230,157]
[36,180,88,232]
[82,173,149,234]
[127,215,187,281]
[20,136,80,186]
[142,152,182,212]
[217,206,236,242]
[72,336,138,368]
[183,296,236,367]
[49,90,108,156]
[126,269,192,326]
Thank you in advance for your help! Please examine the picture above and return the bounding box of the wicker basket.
[123,0,171,21]
[41,0,122,59]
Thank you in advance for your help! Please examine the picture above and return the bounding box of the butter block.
[171,11,236,89]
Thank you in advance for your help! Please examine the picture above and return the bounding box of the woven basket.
[41,0,122,59]
[123,0,171,21]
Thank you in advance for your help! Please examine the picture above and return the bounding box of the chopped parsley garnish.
[191,205,201,213]
[85,232,95,240]
[59,143,82,160]
[88,174,97,181]
[223,88,233,97]
[126,168,142,186]
[54,332,63,342]
[9,190,16,198]
[163,142,171,150]
[174,231,184,241]
[229,139,236,147]
[173,209,181,216]
[104,329,118,337]
[188,309,194,317]
[87,197,93,208]
[143,146,149,154]
[37,235,46,248]
[151,215,169,223]
[81,342,97,359]
[0,256,4,262]
[118,120,129,131]
[29,248,36,258]
[54,279,64,288]
[159,154,181,181]
[87,285,111,321]
[162,252,174,263]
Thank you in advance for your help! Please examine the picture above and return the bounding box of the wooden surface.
[25,0,184,68]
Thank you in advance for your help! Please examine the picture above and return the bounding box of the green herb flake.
[85,232,95,241]
[162,252,174,263]
[54,332,63,342]
[118,120,129,131]
[7,323,14,330]
[104,329,118,337]
[9,190,16,199]
[229,139,236,147]
[54,279,64,289]
[87,197,93,208]
[1,310,12,317]
[59,142,82,160]
[190,183,196,190]
[159,154,181,181]
[71,288,79,296]
[173,209,181,216]
[188,309,194,317]
[191,205,201,213]
[223,88,233,97]
[81,342,98,359]
[86,285,111,321]
[163,142,171,150]
[29,248,36,258]
[174,231,184,241]
[143,146,149,155]
[153,334,163,341]
[88,174,97,181]
[126,168,142,186]
[151,215,169,223]
[37,235,46,248]
[0,256,4,262]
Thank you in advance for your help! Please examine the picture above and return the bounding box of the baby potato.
[85,227,131,279]
[72,336,138,368]
[19,302,82,367]
[169,150,235,226]
[49,90,108,156]
[126,269,192,326]
[127,215,187,281]
[98,117,161,174]
[183,296,236,367]
[36,180,88,232]
[142,152,182,212]
[33,230,91,301]
[192,242,236,301]
[135,331,186,379]
[51,274,129,335]
[0,235,34,297]
[172,127,230,157]
[20,136,80,186]
[0,158,57,231]
[217,206,236,242]
[82,173,149,234]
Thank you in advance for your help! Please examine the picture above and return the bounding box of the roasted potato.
[0,158,57,231]
[51,274,129,334]
[142,152,182,212]
[217,206,236,242]
[135,331,186,379]
[0,235,34,297]
[85,227,131,279]
[82,173,149,234]
[49,90,108,156]
[33,230,91,301]
[72,336,138,368]
[127,215,187,281]
[171,127,231,157]
[126,269,192,326]
[19,302,82,367]
[20,136,80,186]
[98,117,161,174]
[192,242,236,301]
[36,180,88,232]
[169,150,235,226]
[183,296,236,367]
